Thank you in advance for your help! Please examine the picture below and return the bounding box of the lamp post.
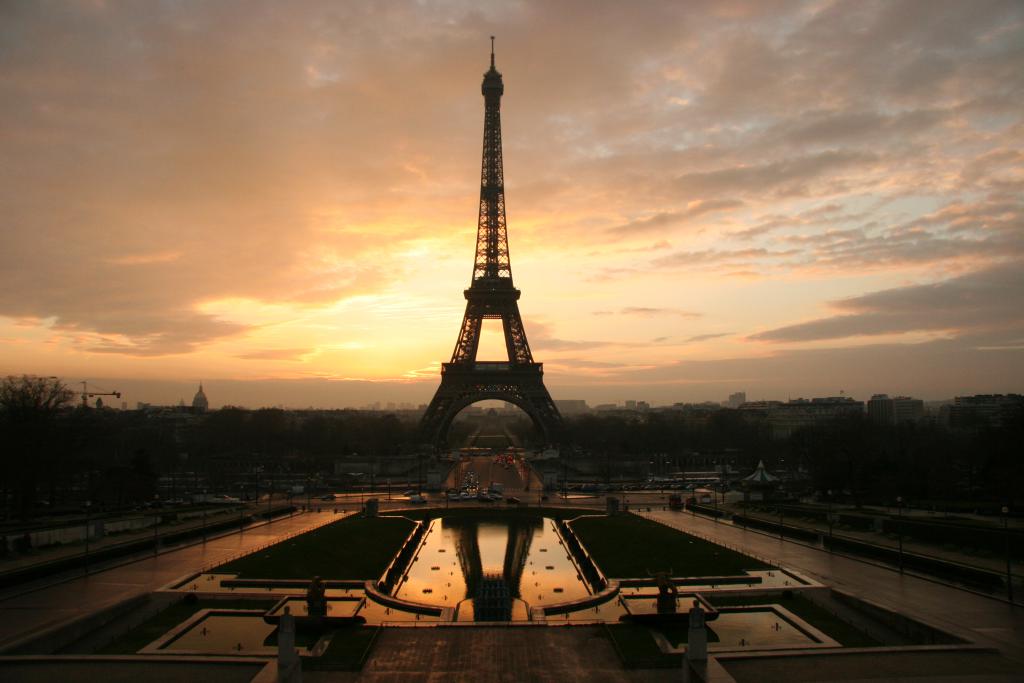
[153,494,160,556]
[779,500,784,540]
[1003,506,1013,603]
[562,458,568,501]
[827,489,833,552]
[266,473,273,524]
[83,500,91,575]
[896,496,904,574]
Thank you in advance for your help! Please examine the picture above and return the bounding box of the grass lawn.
[572,514,771,578]
[216,514,415,579]
[707,593,880,647]
[97,598,278,654]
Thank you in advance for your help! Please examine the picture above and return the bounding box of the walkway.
[643,509,1024,665]
[0,511,341,652]
[313,626,674,683]
[731,505,1021,580]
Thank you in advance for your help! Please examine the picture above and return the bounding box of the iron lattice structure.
[420,40,562,448]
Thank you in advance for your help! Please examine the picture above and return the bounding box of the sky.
[1,0,1022,409]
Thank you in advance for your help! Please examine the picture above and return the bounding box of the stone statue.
[305,576,327,618]
[687,599,707,661]
[652,570,678,613]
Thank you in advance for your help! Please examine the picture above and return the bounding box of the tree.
[0,375,74,518]
[0,375,74,418]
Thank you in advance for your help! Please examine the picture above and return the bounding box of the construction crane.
[80,380,121,408]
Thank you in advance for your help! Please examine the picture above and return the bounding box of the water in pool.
[392,516,591,620]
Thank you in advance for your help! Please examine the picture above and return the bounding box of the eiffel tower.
[420,39,561,449]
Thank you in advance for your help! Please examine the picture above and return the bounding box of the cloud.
[526,320,615,352]
[751,264,1024,342]
[606,199,744,236]
[685,332,732,343]
[674,151,877,199]
[620,307,702,318]
[1,0,1022,399]
[235,348,315,361]
[651,248,798,270]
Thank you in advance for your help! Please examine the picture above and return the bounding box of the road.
[642,508,1024,665]
[0,511,341,652]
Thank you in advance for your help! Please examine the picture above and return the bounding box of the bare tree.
[1,375,74,519]
[0,375,74,418]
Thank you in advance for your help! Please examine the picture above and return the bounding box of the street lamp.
[153,494,160,556]
[1003,506,1013,603]
[562,459,568,501]
[266,473,273,524]
[827,489,834,552]
[896,496,904,574]
[83,500,91,575]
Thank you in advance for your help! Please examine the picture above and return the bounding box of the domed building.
[191,382,209,413]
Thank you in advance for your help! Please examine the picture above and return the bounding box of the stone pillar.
[606,496,620,515]
[278,606,302,683]
[687,599,707,662]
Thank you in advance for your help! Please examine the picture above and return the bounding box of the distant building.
[636,400,650,411]
[624,400,637,410]
[765,397,864,439]
[947,394,1024,428]
[191,382,209,413]
[554,399,589,415]
[726,391,747,409]
[867,394,924,424]
[594,403,618,412]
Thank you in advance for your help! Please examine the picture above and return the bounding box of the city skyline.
[2,1,1023,407]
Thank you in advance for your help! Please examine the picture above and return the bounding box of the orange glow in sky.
[1,2,1022,407]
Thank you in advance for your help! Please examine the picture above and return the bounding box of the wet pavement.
[0,511,344,651]
[642,509,1024,665]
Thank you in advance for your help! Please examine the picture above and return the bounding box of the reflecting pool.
[392,516,591,620]
[161,613,283,653]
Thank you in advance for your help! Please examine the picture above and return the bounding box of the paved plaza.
[0,511,340,652]
[643,510,1024,665]
[2,502,1022,682]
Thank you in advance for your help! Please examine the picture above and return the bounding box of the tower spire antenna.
[490,35,495,68]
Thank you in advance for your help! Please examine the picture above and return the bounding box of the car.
[402,489,417,497]
[506,496,520,505]
[320,494,335,501]
[408,494,426,504]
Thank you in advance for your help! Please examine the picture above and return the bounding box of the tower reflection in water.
[392,516,591,622]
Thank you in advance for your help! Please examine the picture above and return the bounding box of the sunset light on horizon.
[2,0,1023,408]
